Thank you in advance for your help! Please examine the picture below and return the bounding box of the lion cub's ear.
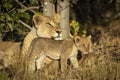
[33,14,44,27]
[88,35,91,39]
[87,35,92,41]
[74,36,80,44]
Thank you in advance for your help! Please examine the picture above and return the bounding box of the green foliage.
[70,20,80,36]
[70,20,87,37]
[0,0,39,41]
[82,29,87,37]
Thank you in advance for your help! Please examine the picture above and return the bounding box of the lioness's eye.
[46,23,53,27]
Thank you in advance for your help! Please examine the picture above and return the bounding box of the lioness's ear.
[74,36,80,43]
[33,14,44,27]
[53,13,60,24]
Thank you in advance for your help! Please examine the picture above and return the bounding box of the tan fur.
[0,42,15,51]
[27,36,93,73]
[79,53,98,70]
[39,60,60,79]
[0,42,21,69]
[4,42,21,66]
[21,14,63,56]
[76,36,93,54]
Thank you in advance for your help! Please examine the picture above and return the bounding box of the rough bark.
[57,0,70,39]
[43,0,55,17]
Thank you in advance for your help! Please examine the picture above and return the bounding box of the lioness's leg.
[28,59,36,73]
[36,56,53,70]
[28,52,45,72]
[28,55,45,73]
[36,51,57,70]
[37,52,60,70]
[36,55,46,70]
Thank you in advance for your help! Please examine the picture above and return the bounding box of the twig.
[8,8,16,13]
[18,7,39,13]
[18,20,32,30]
[15,0,26,8]
[15,0,36,14]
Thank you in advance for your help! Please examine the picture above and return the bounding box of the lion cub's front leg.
[60,46,79,73]
[69,46,79,69]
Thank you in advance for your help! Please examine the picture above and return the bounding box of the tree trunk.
[43,0,55,17]
[57,0,70,39]
[43,0,70,39]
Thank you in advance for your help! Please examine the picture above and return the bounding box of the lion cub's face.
[74,36,93,54]
[33,14,63,40]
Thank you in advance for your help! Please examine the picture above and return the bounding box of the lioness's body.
[27,36,93,73]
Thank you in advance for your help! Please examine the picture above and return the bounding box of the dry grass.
[0,20,120,80]
[0,37,120,80]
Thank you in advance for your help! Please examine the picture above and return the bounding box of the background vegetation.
[0,0,119,41]
[0,0,39,41]
[0,0,120,80]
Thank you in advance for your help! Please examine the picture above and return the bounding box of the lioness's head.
[74,36,93,54]
[33,14,63,40]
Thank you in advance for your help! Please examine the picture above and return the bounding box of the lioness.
[22,13,63,56]
[27,36,93,73]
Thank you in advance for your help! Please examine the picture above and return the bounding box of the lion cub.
[27,36,93,73]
